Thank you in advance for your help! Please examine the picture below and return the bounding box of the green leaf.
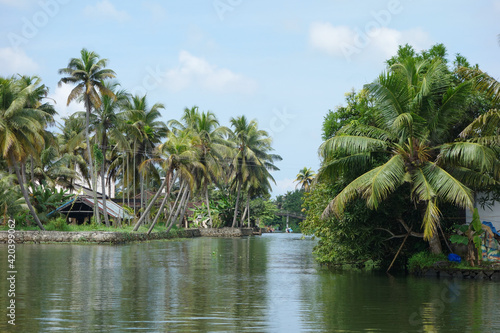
[471,208,482,233]
[472,235,482,250]
[450,234,468,245]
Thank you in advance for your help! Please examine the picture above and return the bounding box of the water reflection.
[0,234,499,332]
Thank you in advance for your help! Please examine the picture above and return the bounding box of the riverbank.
[413,266,500,280]
[408,252,500,280]
[0,228,256,244]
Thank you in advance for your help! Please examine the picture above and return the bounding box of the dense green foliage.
[303,43,500,266]
[0,49,282,231]
[322,89,376,140]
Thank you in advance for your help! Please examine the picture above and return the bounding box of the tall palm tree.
[58,48,116,225]
[88,82,129,226]
[58,114,90,192]
[18,75,57,183]
[32,144,77,188]
[170,106,231,225]
[319,58,499,254]
[132,130,201,232]
[0,76,52,230]
[124,94,168,219]
[295,167,316,192]
[229,116,281,228]
[154,131,202,233]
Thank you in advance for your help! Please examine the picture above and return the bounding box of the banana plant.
[450,208,484,266]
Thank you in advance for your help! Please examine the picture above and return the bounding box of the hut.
[49,195,133,225]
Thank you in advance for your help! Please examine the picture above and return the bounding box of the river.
[1,233,499,332]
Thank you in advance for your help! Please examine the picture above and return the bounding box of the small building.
[466,192,500,231]
[50,195,134,225]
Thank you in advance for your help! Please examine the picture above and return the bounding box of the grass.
[407,251,498,272]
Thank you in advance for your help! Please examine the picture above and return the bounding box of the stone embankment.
[414,266,500,281]
[0,228,256,244]
[199,227,254,237]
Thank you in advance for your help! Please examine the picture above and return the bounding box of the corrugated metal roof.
[81,197,134,220]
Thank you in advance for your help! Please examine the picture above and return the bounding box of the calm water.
[1,233,499,332]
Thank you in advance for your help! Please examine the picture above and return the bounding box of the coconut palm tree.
[32,145,77,188]
[58,48,116,225]
[0,76,52,230]
[229,116,281,228]
[319,58,499,254]
[295,167,316,192]
[58,114,90,192]
[124,95,168,218]
[132,130,201,232]
[170,106,231,226]
[88,82,129,226]
[0,171,25,224]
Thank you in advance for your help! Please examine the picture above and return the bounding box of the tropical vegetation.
[302,43,500,267]
[0,48,282,232]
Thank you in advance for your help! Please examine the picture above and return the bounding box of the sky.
[1,0,499,196]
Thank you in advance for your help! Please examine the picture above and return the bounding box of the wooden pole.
[386,229,411,273]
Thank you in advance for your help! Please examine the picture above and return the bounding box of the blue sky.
[1,0,499,196]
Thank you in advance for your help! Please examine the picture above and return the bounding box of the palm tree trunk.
[172,185,189,227]
[85,99,100,225]
[101,140,110,227]
[166,181,185,227]
[240,200,248,225]
[429,232,442,254]
[231,181,242,228]
[147,173,177,235]
[13,160,45,230]
[30,156,34,184]
[247,196,250,228]
[133,141,136,217]
[21,163,28,188]
[145,171,149,225]
[122,155,125,218]
[179,189,191,228]
[140,171,144,218]
[132,174,169,231]
[205,184,212,227]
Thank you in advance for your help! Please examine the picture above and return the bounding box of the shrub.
[407,251,446,272]
[46,217,70,231]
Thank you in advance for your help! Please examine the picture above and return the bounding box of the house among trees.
[50,184,133,224]
[466,193,500,232]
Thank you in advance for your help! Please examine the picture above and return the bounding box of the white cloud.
[164,50,257,94]
[49,84,85,126]
[309,22,432,62]
[84,0,130,22]
[142,1,167,22]
[0,47,38,76]
[309,23,357,57]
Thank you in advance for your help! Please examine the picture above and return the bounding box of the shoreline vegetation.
[2,43,499,273]
[1,47,305,242]
[300,43,500,272]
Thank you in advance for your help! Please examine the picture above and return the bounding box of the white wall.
[466,192,500,232]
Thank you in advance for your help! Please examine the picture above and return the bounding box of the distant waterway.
[1,233,499,332]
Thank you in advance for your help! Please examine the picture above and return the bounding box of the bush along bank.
[408,251,500,281]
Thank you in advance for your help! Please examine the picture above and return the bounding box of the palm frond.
[424,163,473,210]
[422,199,441,240]
[319,135,387,159]
[322,154,405,219]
